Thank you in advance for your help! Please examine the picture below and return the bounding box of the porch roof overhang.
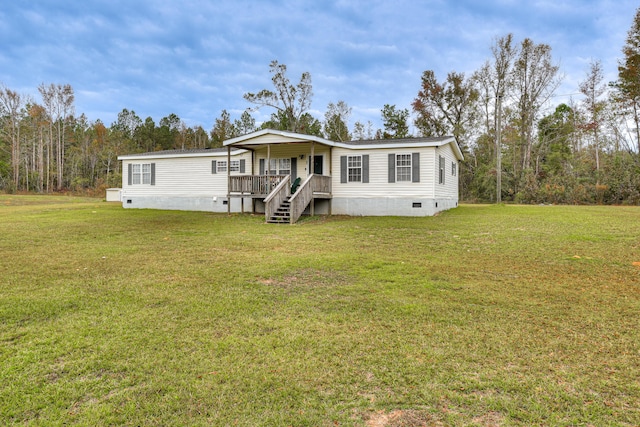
[223,129,463,161]
[223,129,335,150]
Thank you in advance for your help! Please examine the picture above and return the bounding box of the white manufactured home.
[117,129,463,223]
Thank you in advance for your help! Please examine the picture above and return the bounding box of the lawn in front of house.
[1,196,638,426]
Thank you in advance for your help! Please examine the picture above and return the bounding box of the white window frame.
[347,155,362,182]
[451,162,457,177]
[264,158,291,175]
[142,163,151,184]
[230,160,240,172]
[278,158,291,175]
[131,163,152,185]
[396,154,412,182]
[217,160,227,173]
[132,164,141,185]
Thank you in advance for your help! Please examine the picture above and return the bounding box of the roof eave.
[117,148,248,161]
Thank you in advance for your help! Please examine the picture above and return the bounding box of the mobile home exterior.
[117,129,463,222]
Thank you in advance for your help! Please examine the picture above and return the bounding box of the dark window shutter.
[442,156,445,185]
[128,163,132,185]
[150,163,156,185]
[290,157,297,180]
[388,153,395,183]
[439,155,445,185]
[240,159,245,173]
[412,152,420,183]
[362,155,369,183]
[259,159,265,175]
[340,156,347,183]
[211,160,217,174]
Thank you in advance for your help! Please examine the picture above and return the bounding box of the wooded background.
[2,13,640,204]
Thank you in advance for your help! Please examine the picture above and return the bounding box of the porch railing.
[228,175,287,195]
[264,176,291,221]
[289,174,332,224]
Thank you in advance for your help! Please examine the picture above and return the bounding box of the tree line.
[2,9,640,203]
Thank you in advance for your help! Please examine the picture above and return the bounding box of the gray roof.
[342,136,454,146]
[121,147,236,157]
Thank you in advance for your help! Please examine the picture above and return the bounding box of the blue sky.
[0,0,637,132]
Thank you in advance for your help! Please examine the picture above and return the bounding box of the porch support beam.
[267,144,271,193]
[310,141,315,216]
[227,146,231,215]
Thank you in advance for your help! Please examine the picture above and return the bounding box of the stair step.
[267,218,290,223]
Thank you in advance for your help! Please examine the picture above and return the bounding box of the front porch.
[228,174,332,224]
[223,129,338,224]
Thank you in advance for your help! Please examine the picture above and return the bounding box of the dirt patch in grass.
[363,409,444,427]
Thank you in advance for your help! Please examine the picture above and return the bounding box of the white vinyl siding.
[333,148,434,198]
[124,152,251,197]
[434,146,459,199]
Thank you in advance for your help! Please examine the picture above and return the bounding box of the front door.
[309,155,323,175]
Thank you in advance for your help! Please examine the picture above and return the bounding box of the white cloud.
[2,0,639,132]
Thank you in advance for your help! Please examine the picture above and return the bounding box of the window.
[341,155,368,183]
[128,163,155,186]
[438,156,445,184]
[212,159,244,174]
[396,154,412,182]
[278,158,291,175]
[347,155,362,182]
[142,163,151,184]
[262,158,291,175]
[132,164,141,184]
[388,153,418,183]
[451,162,457,177]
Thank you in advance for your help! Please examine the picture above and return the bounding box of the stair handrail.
[264,175,291,222]
[289,174,316,224]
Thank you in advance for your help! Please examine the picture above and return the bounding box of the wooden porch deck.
[228,174,332,223]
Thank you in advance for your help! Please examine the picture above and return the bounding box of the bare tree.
[0,85,25,190]
[38,83,75,190]
[472,34,519,202]
[324,101,351,142]
[244,60,313,133]
[579,60,607,172]
[512,38,561,171]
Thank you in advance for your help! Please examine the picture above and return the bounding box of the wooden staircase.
[267,196,291,223]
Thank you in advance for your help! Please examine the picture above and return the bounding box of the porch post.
[310,141,315,216]
[252,150,256,214]
[227,146,231,215]
[267,144,271,193]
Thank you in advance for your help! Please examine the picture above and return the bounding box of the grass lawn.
[1,195,639,426]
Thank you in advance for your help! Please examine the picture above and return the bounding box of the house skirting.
[121,195,252,213]
[331,197,458,217]
[120,195,458,217]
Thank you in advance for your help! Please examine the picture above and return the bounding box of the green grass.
[1,195,639,426]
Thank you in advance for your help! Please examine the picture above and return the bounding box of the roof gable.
[224,129,335,147]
